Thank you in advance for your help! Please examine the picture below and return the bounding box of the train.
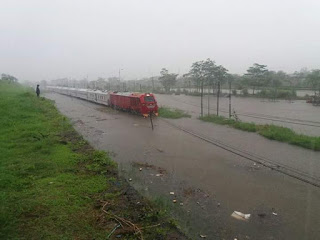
[47,86,158,117]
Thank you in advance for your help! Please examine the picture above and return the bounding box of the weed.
[200,114,320,151]
[159,106,191,119]
[0,82,186,239]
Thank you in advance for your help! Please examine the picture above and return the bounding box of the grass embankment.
[199,115,320,151]
[0,82,184,240]
[158,107,191,119]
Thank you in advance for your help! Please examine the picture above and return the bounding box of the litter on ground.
[231,211,251,221]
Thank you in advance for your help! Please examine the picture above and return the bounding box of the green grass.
[0,82,185,239]
[199,114,320,151]
[158,107,191,119]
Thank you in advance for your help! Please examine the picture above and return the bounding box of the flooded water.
[172,88,315,97]
[156,94,320,136]
[45,93,320,240]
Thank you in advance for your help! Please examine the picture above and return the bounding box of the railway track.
[52,92,320,188]
[160,118,320,189]
[169,97,320,128]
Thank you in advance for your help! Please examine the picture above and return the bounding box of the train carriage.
[47,86,158,117]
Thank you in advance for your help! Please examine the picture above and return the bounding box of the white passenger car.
[47,86,110,106]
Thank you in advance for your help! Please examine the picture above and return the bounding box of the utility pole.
[200,79,204,117]
[150,111,154,130]
[217,81,220,116]
[152,76,154,92]
[229,81,232,118]
[118,68,123,91]
[207,85,210,115]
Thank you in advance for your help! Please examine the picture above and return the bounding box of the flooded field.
[45,93,320,240]
[156,94,320,136]
[172,88,315,97]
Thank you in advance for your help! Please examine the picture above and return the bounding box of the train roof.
[47,86,155,97]
[111,92,155,97]
[48,86,109,94]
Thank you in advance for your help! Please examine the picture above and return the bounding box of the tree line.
[0,74,18,83]
[158,61,320,96]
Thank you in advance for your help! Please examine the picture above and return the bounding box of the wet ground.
[156,94,320,136]
[45,93,320,240]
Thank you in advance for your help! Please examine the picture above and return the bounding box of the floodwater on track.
[156,94,320,136]
[45,92,320,240]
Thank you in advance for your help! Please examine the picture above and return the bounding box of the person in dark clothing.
[36,85,40,97]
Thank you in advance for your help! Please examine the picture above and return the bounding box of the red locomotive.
[109,92,158,117]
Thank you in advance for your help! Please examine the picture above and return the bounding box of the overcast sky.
[1,0,320,82]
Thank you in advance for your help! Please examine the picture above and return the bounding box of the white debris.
[169,192,175,195]
[200,234,207,238]
[231,211,251,221]
[156,148,164,152]
[128,178,132,182]
[272,212,278,216]
[156,174,163,177]
[173,199,177,203]
[180,203,184,206]
[139,168,142,171]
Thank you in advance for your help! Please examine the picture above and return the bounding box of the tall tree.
[188,59,218,89]
[244,63,269,94]
[266,71,286,88]
[214,65,228,85]
[159,68,178,92]
[187,59,223,116]
[187,61,204,92]
[1,74,18,83]
[307,69,320,95]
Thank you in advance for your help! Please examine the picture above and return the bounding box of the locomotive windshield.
[144,96,154,102]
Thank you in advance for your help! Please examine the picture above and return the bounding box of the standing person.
[36,85,40,97]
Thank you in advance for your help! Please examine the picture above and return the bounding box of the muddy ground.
[45,93,320,240]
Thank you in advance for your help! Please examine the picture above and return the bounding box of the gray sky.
[1,0,320,82]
